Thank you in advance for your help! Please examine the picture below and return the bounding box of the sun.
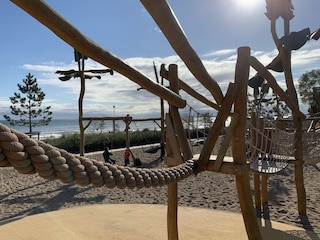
[234,0,260,9]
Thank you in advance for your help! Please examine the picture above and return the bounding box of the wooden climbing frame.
[3,1,308,240]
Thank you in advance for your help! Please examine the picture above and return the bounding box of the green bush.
[44,129,161,154]
[43,128,207,154]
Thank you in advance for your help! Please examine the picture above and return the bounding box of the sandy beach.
[0,143,319,238]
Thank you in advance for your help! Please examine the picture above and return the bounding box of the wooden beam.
[249,56,305,119]
[141,0,223,105]
[160,65,220,111]
[206,161,246,176]
[11,0,186,109]
[197,82,238,171]
[81,116,129,121]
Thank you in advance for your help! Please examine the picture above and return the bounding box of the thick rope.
[0,123,195,189]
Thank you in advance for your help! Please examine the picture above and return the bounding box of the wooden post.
[167,64,193,162]
[78,56,85,156]
[232,47,262,240]
[165,112,179,240]
[167,183,178,240]
[124,115,132,149]
[160,88,166,160]
[250,111,261,209]
[261,175,268,205]
[166,64,181,240]
[254,174,261,209]
[280,47,307,216]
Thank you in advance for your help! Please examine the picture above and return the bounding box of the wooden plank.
[206,161,246,176]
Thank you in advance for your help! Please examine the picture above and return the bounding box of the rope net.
[302,131,320,166]
[0,123,195,189]
[246,116,295,174]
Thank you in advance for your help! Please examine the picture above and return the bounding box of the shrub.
[44,129,161,154]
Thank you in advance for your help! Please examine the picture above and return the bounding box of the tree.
[200,111,214,129]
[248,81,290,120]
[298,69,320,115]
[4,73,52,133]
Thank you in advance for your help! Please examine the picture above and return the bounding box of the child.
[103,147,115,164]
[124,147,131,166]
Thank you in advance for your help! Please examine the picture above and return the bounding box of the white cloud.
[3,45,319,120]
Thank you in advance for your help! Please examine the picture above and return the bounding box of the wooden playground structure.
[1,0,318,239]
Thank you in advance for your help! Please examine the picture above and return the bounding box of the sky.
[1,0,320,120]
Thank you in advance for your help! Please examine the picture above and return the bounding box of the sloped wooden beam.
[11,0,186,108]
[141,0,223,105]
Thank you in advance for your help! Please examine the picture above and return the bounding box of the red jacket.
[124,149,130,159]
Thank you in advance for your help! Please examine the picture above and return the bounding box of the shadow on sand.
[257,205,320,240]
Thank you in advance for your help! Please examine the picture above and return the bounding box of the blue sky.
[1,0,320,120]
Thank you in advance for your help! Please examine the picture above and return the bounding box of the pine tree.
[4,73,52,133]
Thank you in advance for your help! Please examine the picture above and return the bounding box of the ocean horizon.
[0,118,160,140]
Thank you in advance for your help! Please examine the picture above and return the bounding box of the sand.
[0,144,319,238]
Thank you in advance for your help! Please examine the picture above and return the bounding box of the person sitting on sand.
[103,147,116,164]
[124,147,131,166]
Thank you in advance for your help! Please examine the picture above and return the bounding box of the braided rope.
[0,123,195,189]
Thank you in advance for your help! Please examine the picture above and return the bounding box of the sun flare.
[235,0,259,9]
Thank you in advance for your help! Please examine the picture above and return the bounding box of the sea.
[0,119,160,140]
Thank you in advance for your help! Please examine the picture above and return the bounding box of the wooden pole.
[11,0,186,109]
[168,65,193,161]
[254,174,261,210]
[166,64,182,240]
[160,87,166,160]
[164,112,179,240]
[280,47,307,215]
[160,65,220,111]
[262,175,268,205]
[280,18,306,215]
[124,115,132,149]
[197,83,237,171]
[141,0,223,105]
[249,57,304,119]
[156,64,166,160]
[250,111,261,209]
[78,57,85,156]
[232,47,262,240]
[167,183,178,240]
